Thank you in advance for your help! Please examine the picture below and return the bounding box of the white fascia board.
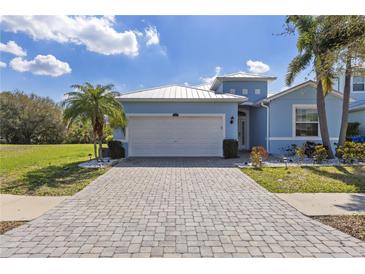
[118,98,246,103]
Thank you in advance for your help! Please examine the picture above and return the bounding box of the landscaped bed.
[0,144,109,196]
[0,221,27,234]
[312,215,365,242]
[241,166,365,193]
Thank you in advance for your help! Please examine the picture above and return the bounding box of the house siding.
[349,109,365,135]
[334,73,365,101]
[221,80,268,101]
[249,106,267,149]
[113,102,238,157]
[268,85,342,154]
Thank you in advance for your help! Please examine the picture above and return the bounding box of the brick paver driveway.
[1,158,365,258]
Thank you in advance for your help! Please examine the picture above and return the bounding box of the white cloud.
[246,60,270,74]
[0,61,7,68]
[0,41,27,56]
[0,16,139,56]
[183,82,189,86]
[145,25,159,46]
[10,54,71,77]
[200,66,222,84]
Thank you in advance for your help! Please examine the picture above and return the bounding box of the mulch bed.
[0,221,27,234]
[312,215,365,242]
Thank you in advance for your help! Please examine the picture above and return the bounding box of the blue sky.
[0,16,313,102]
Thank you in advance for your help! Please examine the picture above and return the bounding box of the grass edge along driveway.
[241,165,365,193]
[0,144,108,196]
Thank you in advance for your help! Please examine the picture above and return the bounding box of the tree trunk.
[338,54,352,147]
[317,80,334,158]
[98,137,103,162]
[92,133,97,160]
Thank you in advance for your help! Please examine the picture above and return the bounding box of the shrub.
[313,144,328,163]
[302,141,318,158]
[105,135,113,143]
[107,140,125,159]
[295,146,305,162]
[337,141,365,163]
[250,146,269,168]
[223,139,238,159]
[346,122,360,137]
[283,144,298,156]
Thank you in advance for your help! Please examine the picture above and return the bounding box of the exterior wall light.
[230,116,234,124]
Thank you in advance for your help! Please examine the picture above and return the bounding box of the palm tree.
[285,16,336,158]
[63,83,127,160]
[323,16,365,147]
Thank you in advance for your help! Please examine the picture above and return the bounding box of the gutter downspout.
[260,101,270,153]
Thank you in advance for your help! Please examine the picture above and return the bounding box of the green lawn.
[241,166,365,193]
[0,144,108,196]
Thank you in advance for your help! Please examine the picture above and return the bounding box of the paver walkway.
[0,194,70,221]
[276,193,365,216]
[1,158,364,258]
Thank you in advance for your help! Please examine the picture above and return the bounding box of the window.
[294,106,319,137]
[353,76,365,92]
[255,89,261,95]
[229,89,235,94]
[242,89,248,95]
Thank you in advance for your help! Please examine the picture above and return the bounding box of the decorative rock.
[78,157,121,169]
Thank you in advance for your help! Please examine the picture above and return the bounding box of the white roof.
[263,80,349,103]
[210,71,277,90]
[192,83,212,91]
[218,71,277,80]
[350,100,365,111]
[117,85,246,103]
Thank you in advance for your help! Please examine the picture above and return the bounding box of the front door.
[238,114,249,150]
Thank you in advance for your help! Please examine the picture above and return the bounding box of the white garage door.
[128,115,224,157]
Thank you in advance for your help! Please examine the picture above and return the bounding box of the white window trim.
[352,76,365,93]
[269,137,338,141]
[292,104,319,138]
[229,89,235,94]
[255,88,261,95]
[242,89,248,95]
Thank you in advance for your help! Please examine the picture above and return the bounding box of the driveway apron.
[1,158,364,258]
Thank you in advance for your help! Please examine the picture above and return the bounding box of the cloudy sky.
[0,16,313,101]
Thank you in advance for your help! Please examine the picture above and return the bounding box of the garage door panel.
[128,116,224,157]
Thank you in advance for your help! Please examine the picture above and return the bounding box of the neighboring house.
[334,73,365,135]
[349,100,365,135]
[333,73,365,101]
[114,72,354,157]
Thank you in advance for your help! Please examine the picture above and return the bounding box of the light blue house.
[349,100,365,135]
[114,72,363,157]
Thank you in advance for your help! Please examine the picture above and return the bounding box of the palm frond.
[286,50,312,86]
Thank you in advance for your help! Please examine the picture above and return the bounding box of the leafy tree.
[62,83,127,160]
[0,91,65,144]
[64,117,93,144]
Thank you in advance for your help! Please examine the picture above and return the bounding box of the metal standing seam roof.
[117,85,247,102]
[210,71,277,90]
[216,71,277,80]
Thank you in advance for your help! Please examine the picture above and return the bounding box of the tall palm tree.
[63,83,127,160]
[323,16,365,147]
[285,16,336,158]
